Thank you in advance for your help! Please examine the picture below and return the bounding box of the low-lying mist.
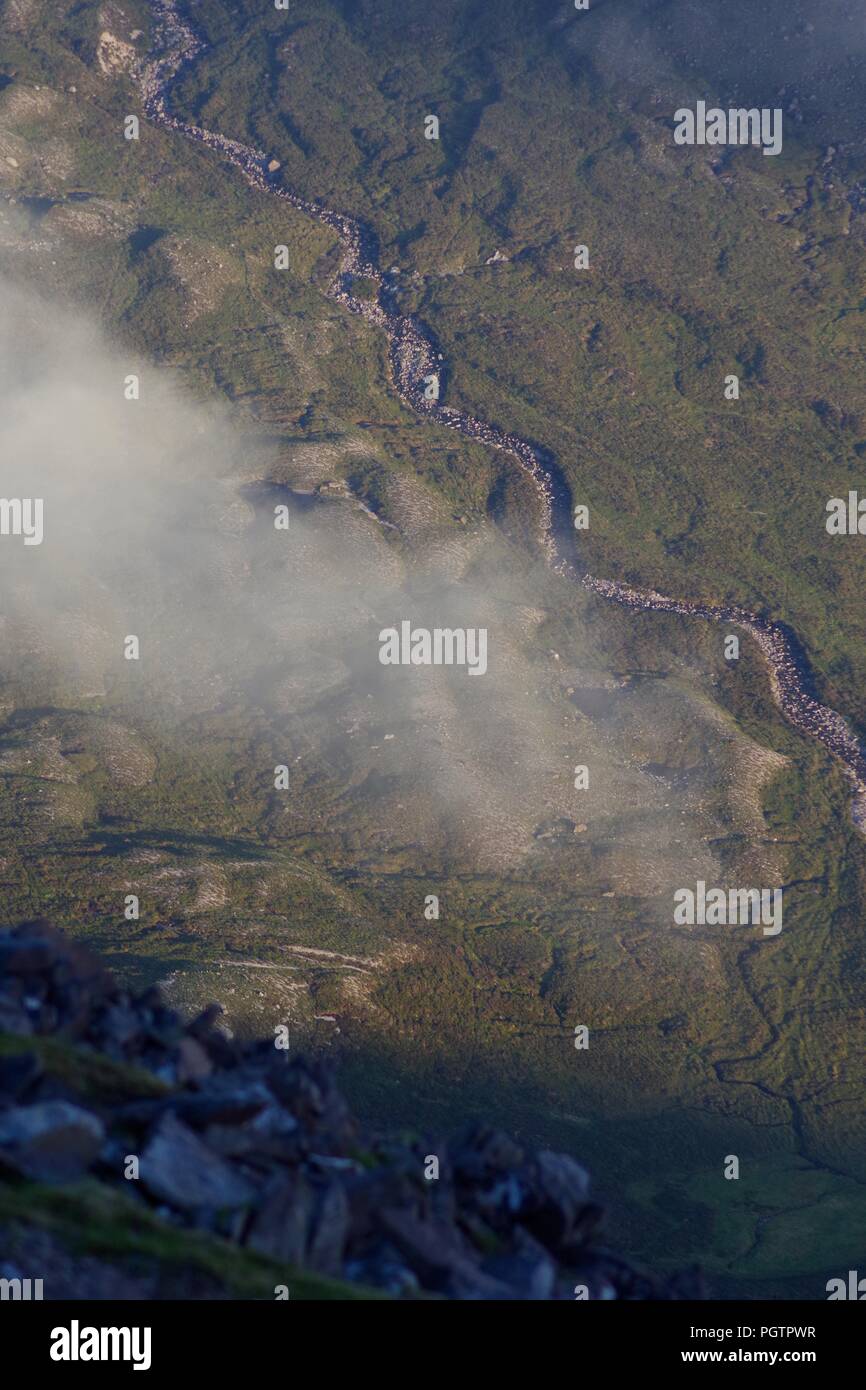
[0,276,777,894]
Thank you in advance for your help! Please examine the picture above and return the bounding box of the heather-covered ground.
[0,0,864,1297]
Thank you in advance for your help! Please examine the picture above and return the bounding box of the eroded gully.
[139,0,866,832]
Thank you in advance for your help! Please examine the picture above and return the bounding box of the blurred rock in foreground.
[0,920,705,1300]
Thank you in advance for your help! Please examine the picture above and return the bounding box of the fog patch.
[0,276,777,895]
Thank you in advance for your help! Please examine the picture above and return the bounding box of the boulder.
[139,1112,256,1212]
[0,1101,104,1181]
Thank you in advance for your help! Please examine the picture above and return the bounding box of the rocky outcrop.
[0,920,703,1300]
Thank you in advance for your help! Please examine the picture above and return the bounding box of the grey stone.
[0,1101,104,1181]
[246,1174,315,1264]
[139,1112,256,1211]
[307,1182,350,1276]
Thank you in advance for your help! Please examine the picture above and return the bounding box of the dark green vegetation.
[1,0,865,1297]
[173,0,866,715]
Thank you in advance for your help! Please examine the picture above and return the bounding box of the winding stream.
[139,0,866,828]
